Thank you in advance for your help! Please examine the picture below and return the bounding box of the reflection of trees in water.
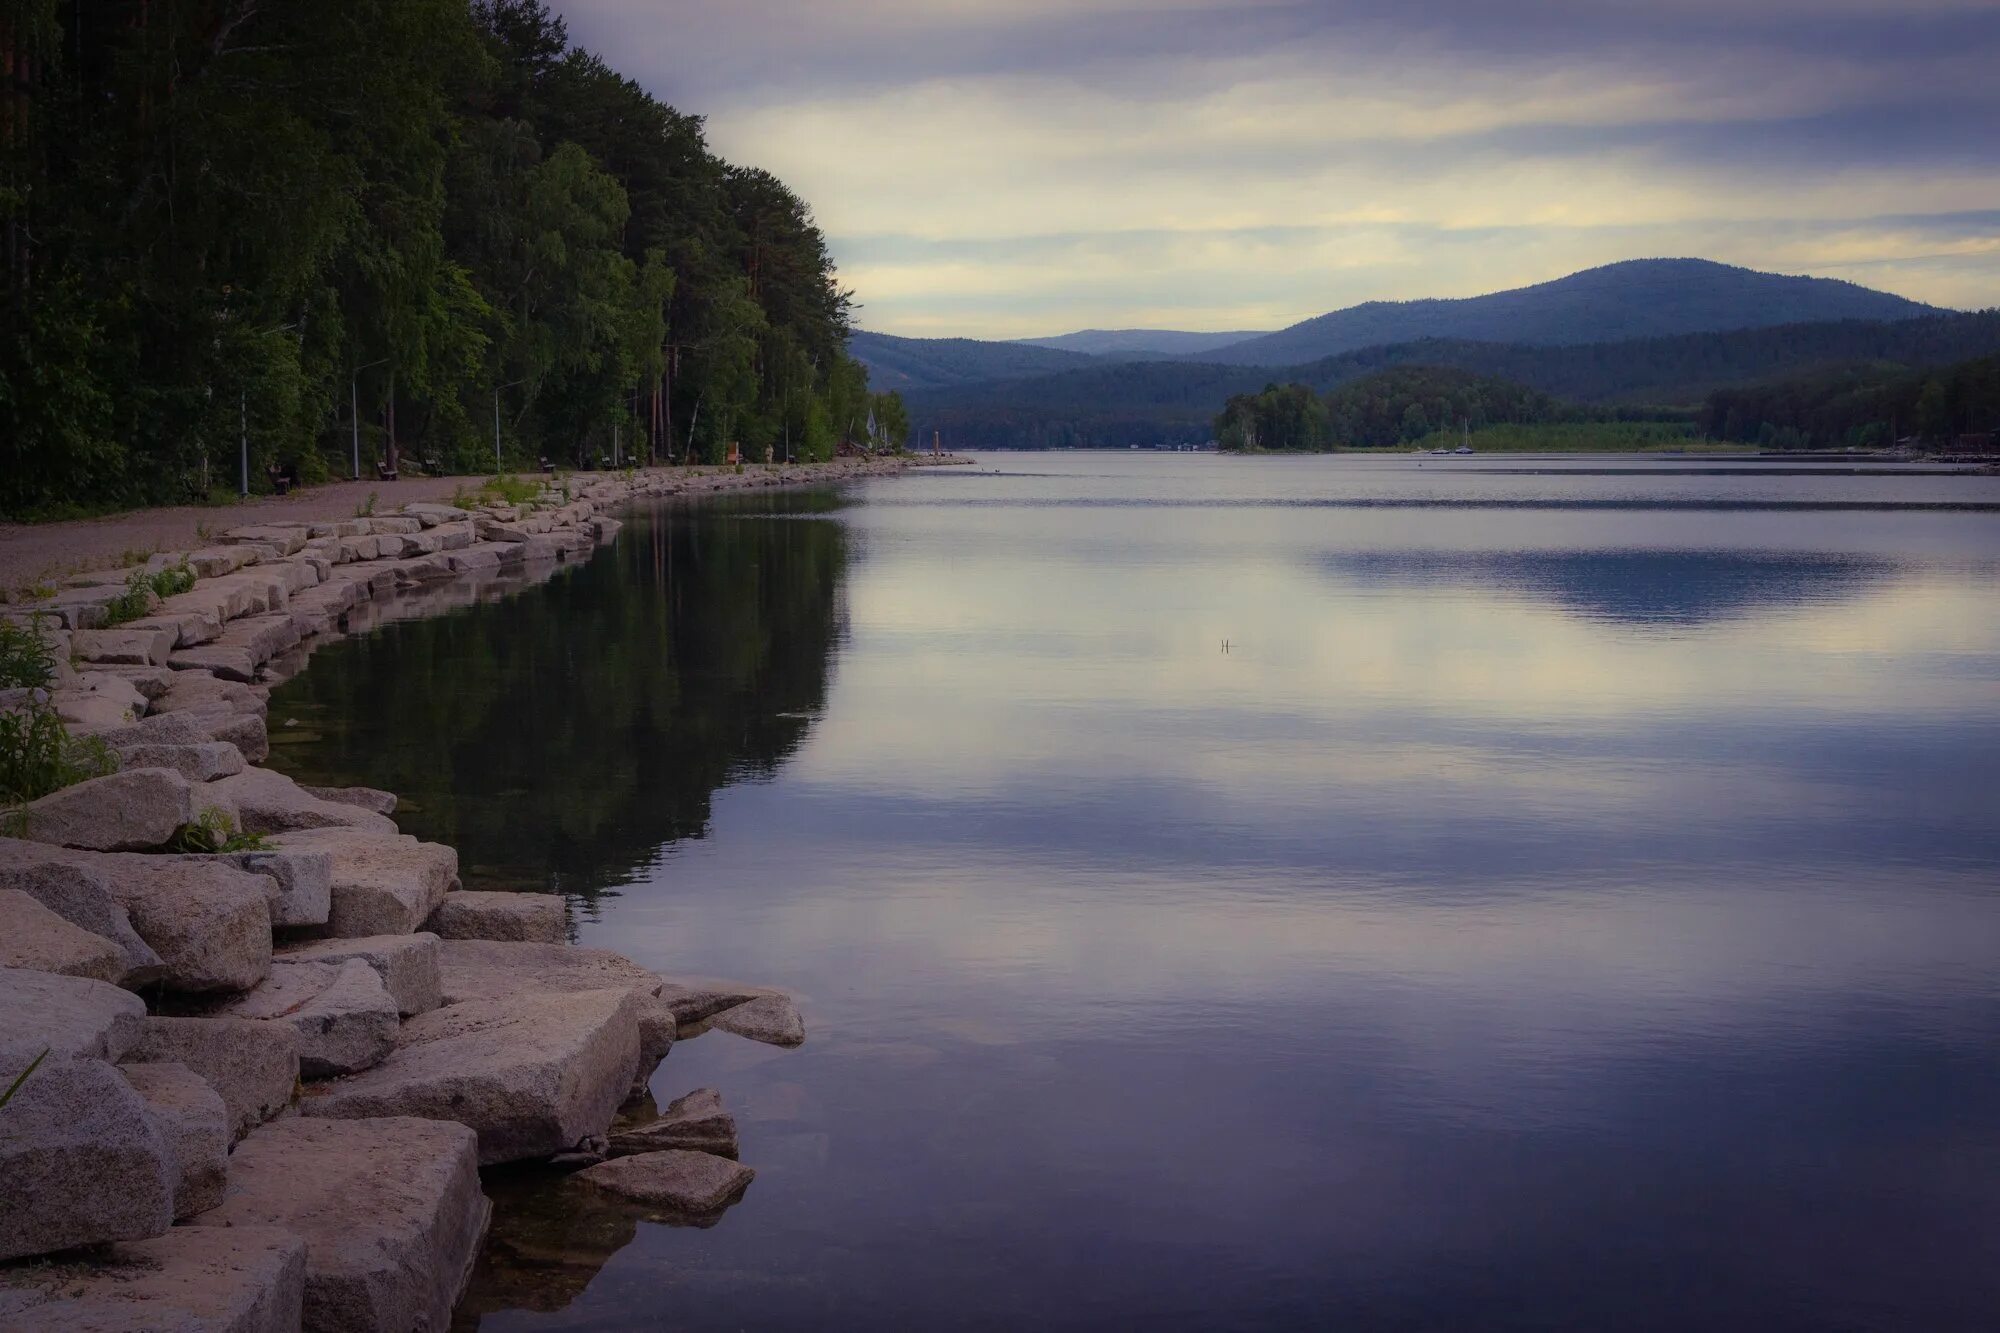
[1325,550,1895,627]
[271,493,850,903]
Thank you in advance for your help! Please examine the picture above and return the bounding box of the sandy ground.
[0,464,869,593]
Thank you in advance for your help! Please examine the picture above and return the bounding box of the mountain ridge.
[849,259,1945,394]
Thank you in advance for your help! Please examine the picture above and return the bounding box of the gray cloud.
[553,0,2000,333]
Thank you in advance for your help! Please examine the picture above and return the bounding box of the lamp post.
[351,358,389,481]
[493,379,528,475]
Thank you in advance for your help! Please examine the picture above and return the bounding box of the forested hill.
[1,0,901,516]
[1200,259,1943,367]
[909,311,2000,449]
[848,331,1094,391]
[1016,329,1263,358]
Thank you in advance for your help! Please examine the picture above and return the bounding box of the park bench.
[418,454,445,476]
[265,461,299,496]
[539,456,556,474]
[376,460,399,482]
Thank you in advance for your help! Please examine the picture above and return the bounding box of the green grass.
[452,474,544,507]
[1402,421,1728,453]
[99,571,156,626]
[169,806,269,854]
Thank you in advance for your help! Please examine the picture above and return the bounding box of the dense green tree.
[0,0,871,514]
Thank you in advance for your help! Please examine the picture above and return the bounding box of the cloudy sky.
[556,0,2000,338]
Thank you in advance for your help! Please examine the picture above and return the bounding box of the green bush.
[146,560,197,599]
[0,701,119,805]
[100,571,156,626]
[0,618,57,689]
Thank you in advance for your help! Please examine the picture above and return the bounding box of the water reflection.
[1322,549,1896,626]
[270,493,851,905]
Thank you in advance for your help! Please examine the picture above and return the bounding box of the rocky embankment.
[0,462,909,1329]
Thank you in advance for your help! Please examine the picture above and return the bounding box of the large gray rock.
[436,939,674,1086]
[0,887,126,982]
[218,958,399,1079]
[0,843,273,993]
[607,1088,739,1160]
[85,852,275,993]
[124,1017,299,1143]
[221,525,309,556]
[299,784,397,816]
[270,828,454,937]
[185,846,332,928]
[189,1116,489,1333]
[425,890,567,943]
[12,767,196,851]
[436,939,656,1006]
[0,964,146,1060]
[122,1061,231,1219]
[572,1150,754,1216]
[149,670,268,721]
[708,992,807,1049]
[110,740,247,781]
[651,974,771,1025]
[300,987,647,1164]
[206,767,397,837]
[72,625,176,667]
[0,1050,176,1261]
[278,933,441,1017]
[0,1224,306,1332]
[0,842,164,984]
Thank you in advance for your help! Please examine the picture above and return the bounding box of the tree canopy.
[0,0,907,516]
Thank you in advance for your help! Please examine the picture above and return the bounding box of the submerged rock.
[607,1087,739,1160]
[707,992,807,1049]
[572,1149,754,1217]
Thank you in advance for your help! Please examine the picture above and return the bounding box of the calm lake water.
[270,453,2000,1332]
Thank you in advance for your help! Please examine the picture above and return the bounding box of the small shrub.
[169,806,267,854]
[100,571,155,627]
[0,701,119,805]
[0,617,56,689]
[356,491,379,518]
[146,560,197,599]
[119,547,151,568]
[194,521,217,542]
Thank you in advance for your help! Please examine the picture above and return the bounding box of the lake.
[269,452,2000,1332]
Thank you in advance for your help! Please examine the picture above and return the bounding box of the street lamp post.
[493,379,528,475]
[351,358,389,481]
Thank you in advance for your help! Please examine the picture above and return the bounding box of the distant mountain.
[1016,329,1264,358]
[1198,259,1944,367]
[848,330,1094,392]
[906,311,2000,450]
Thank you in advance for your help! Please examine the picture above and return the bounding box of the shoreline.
[0,456,968,601]
[0,454,961,1328]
